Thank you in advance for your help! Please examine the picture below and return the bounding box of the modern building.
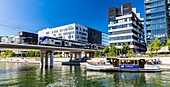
[108,2,146,53]
[0,36,20,43]
[145,0,170,45]
[102,33,110,46]
[18,32,38,45]
[38,23,88,44]
[1,36,10,43]
[87,27,102,44]
[38,23,110,46]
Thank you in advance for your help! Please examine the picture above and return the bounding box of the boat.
[86,58,161,72]
[86,64,113,71]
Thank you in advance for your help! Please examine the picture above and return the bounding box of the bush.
[0,50,15,58]
[25,51,40,57]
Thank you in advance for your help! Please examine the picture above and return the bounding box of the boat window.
[119,59,139,65]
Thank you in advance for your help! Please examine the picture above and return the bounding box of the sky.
[0,0,144,36]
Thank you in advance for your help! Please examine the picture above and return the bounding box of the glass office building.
[145,0,170,45]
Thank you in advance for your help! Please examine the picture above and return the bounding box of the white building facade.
[38,23,88,43]
[108,3,146,53]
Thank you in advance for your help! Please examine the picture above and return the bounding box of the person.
[154,59,157,64]
[158,58,162,65]
[151,60,154,65]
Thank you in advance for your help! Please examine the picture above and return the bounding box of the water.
[0,63,170,87]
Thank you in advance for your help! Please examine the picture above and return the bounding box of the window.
[54,30,58,33]
[123,7,129,10]
[76,27,78,30]
[46,32,49,34]
[110,15,114,18]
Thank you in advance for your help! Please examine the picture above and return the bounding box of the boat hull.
[86,65,161,72]
[100,68,161,72]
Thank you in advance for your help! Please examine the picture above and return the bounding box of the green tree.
[149,38,163,56]
[166,38,170,53]
[109,44,118,57]
[126,49,134,58]
[94,51,100,58]
[121,43,129,55]
[35,51,40,57]
[25,51,30,57]
[7,50,15,57]
[30,51,35,57]
[100,52,104,57]
[25,51,38,57]
[103,46,110,57]
[0,50,15,58]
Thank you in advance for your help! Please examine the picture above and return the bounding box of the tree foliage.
[25,51,40,57]
[94,51,100,58]
[103,46,110,57]
[148,38,163,57]
[103,46,109,53]
[126,49,134,58]
[109,44,118,57]
[166,38,170,50]
[121,43,130,55]
[102,44,119,57]
[0,50,15,58]
[58,52,62,54]
[34,51,40,57]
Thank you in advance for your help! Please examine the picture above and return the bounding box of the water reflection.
[0,63,170,87]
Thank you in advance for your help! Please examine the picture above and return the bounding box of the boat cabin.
[107,58,145,69]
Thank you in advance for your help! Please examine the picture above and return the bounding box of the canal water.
[0,63,170,87]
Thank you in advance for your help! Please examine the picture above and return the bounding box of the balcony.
[145,0,163,4]
[108,27,133,32]
[145,3,165,9]
[146,9,165,14]
[146,15,166,20]
[108,21,133,27]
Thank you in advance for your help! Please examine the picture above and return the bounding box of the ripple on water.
[0,63,170,86]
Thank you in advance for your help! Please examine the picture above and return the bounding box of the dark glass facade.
[18,32,38,45]
[145,0,170,45]
[87,27,102,44]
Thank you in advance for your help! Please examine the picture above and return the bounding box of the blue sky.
[0,0,144,36]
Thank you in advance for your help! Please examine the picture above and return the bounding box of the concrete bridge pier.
[44,51,54,69]
[45,51,49,69]
[50,51,54,67]
[70,53,73,61]
[40,51,44,68]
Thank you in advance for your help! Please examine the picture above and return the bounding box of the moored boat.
[86,58,161,72]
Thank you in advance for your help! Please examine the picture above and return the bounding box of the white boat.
[86,58,161,72]
[86,64,113,71]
